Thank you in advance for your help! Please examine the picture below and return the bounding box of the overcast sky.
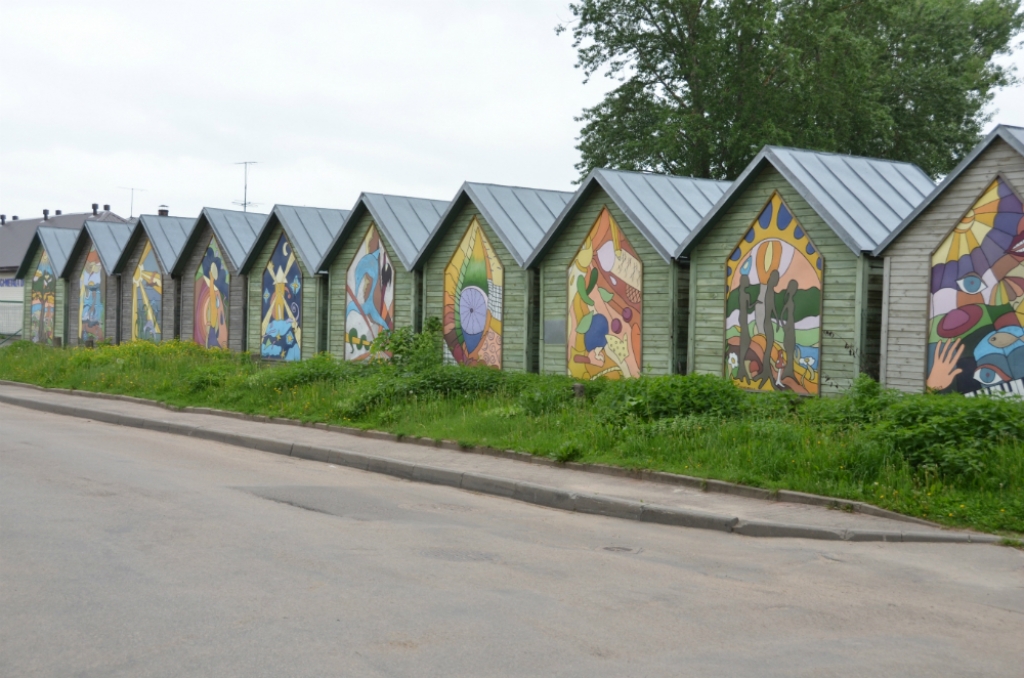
[1,0,1022,221]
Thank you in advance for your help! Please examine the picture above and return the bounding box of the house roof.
[527,168,730,267]
[326,193,450,271]
[174,207,267,275]
[413,182,573,269]
[124,215,198,274]
[0,209,126,272]
[873,124,1024,256]
[241,205,349,275]
[678,146,935,257]
[15,226,82,279]
[83,220,134,275]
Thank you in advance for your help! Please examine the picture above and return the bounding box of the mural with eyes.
[927,178,1024,395]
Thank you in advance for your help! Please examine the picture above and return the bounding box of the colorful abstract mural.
[443,217,503,368]
[79,244,104,343]
[568,207,643,380]
[261,234,302,361]
[927,178,1024,396]
[30,251,56,345]
[194,239,230,349]
[132,240,162,343]
[345,224,394,361]
[725,193,823,395]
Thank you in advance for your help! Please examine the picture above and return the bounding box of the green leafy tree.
[559,0,1023,179]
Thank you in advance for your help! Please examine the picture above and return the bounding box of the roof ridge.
[768,145,927,169]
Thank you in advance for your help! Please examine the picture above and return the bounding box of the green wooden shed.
[114,214,198,344]
[174,208,266,353]
[240,205,348,362]
[874,125,1024,397]
[412,183,572,372]
[679,147,934,396]
[64,220,133,346]
[526,169,729,379]
[15,225,82,346]
[322,193,448,361]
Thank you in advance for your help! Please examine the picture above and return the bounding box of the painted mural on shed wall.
[194,239,230,350]
[927,177,1024,396]
[132,240,162,343]
[345,224,394,361]
[80,244,104,343]
[443,217,503,368]
[725,193,823,395]
[568,207,643,380]
[261,234,302,361]
[30,251,56,345]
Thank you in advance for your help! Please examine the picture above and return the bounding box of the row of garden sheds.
[17,126,1024,398]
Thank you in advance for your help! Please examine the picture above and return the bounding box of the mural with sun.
[725,193,823,395]
[927,178,1024,396]
[443,217,503,368]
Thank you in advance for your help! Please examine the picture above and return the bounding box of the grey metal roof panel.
[361,193,449,269]
[199,207,267,272]
[269,205,349,273]
[0,210,126,271]
[874,124,1024,255]
[465,183,573,266]
[679,146,934,257]
[84,220,134,275]
[36,226,82,278]
[137,215,197,273]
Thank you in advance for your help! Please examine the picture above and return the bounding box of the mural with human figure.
[79,244,104,343]
[443,217,503,368]
[30,251,56,345]
[345,224,394,361]
[261,234,302,361]
[568,207,643,380]
[132,241,162,343]
[725,193,823,395]
[927,177,1024,396]
[194,239,230,349]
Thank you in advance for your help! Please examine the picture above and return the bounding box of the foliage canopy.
[560,0,1024,179]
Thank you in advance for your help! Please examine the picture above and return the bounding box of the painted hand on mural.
[926,338,964,391]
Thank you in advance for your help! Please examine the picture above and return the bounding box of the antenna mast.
[118,186,147,217]
[233,161,258,212]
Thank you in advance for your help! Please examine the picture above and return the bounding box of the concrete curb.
[0,384,997,545]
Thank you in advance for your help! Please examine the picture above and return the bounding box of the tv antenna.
[233,161,259,212]
[118,186,147,217]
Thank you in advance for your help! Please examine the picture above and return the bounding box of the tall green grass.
[2,337,1021,535]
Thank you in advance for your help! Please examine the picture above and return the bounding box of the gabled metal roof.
[326,193,449,271]
[174,207,267,275]
[679,146,935,257]
[874,124,1024,256]
[131,215,198,273]
[15,226,82,279]
[83,220,134,275]
[0,210,126,272]
[241,205,349,275]
[527,169,730,267]
[414,182,573,269]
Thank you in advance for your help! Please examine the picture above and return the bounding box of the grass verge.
[1,338,1022,536]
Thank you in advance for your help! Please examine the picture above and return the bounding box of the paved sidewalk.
[0,382,994,543]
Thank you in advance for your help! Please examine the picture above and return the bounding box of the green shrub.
[594,373,745,424]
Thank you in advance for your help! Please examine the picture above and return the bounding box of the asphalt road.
[1,405,1022,677]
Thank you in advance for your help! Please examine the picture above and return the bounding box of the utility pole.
[118,187,146,217]
[233,161,258,212]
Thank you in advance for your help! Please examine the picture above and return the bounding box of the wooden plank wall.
[537,186,679,376]
[246,220,318,360]
[880,138,1024,392]
[687,166,863,395]
[178,223,247,352]
[421,203,531,372]
[327,214,415,357]
[66,238,94,346]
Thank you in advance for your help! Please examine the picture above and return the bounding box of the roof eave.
[410,185,472,271]
[13,233,42,280]
[872,126,1023,256]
